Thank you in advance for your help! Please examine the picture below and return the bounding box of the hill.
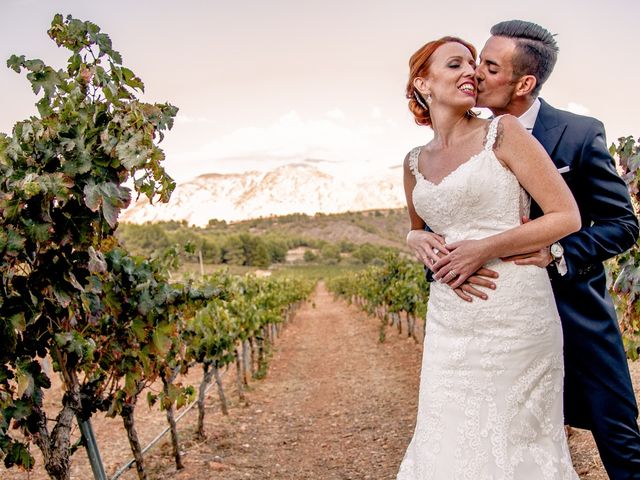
[210,208,410,251]
[115,208,411,270]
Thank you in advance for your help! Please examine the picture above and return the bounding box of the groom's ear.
[514,75,537,97]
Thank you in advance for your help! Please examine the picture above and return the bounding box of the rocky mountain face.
[120,163,405,226]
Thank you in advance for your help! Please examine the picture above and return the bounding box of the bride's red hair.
[406,36,477,127]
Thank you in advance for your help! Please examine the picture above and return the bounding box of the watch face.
[550,243,563,258]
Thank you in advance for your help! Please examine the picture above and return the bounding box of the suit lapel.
[532,98,566,161]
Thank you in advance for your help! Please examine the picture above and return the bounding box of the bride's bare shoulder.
[497,114,523,130]
[477,115,525,152]
[495,114,532,149]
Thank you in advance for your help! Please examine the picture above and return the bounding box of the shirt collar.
[517,97,541,130]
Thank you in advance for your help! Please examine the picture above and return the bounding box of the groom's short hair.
[491,20,559,96]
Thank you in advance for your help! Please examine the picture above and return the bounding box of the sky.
[1,0,638,183]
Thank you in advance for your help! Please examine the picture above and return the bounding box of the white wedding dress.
[397,117,579,479]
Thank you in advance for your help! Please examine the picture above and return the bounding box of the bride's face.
[414,42,477,113]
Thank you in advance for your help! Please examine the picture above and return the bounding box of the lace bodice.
[409,116,530,243]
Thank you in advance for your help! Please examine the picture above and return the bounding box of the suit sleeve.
[558,119,639,280]
[424,224,435,283]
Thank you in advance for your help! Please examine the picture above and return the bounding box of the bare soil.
[2,283,637,479]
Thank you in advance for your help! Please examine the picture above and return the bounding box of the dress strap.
[484,115,504,152]
[408,146,421,179]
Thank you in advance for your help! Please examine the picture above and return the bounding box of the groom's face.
[476,36,518,112]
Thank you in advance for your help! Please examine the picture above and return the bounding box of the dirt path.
[3,281,635,479]
[143,281,424,479]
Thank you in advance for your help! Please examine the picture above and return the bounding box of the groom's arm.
[556,119,639,280]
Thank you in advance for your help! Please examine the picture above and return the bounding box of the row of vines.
[327,253,429,343]
[329,137,640,356]
[0,14,315,480]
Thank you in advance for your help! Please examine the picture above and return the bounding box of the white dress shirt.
[517,97,541,131]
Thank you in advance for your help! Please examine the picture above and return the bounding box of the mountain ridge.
[121,162,405,226]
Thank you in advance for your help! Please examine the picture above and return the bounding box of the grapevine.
[328,253,428,343]
[609,136,640,359]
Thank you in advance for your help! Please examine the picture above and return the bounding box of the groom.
[416,20,640,479]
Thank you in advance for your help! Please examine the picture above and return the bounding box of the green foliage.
[89,247,214,412]
[327,252,429,339]
[116,222,300,267]
[185,271,314,370]
[351,243,392,265]
[0,14,178,474]
[609,136,640,359]
[320,243,341,264]
[303,249,318,262]
[202,208,409,250]
[116,207,410,270]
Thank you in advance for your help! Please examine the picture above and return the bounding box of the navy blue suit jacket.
[530,99,639,428]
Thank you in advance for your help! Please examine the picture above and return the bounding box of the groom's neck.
[490,96,536,118]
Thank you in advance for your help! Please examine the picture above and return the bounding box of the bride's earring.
[414,91,429,109]
[426,93,432,105]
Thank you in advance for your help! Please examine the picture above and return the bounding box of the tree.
[0,14,177,479]
[222,235,246,265]
[303,249,318,262]
[320,243,341,264]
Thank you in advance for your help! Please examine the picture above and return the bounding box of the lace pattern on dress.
[397,115,578,479]
[484,115,503,152]
[408,146,421,180]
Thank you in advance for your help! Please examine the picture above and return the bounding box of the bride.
[397,36,581,479]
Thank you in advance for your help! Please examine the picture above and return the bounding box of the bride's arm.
[403,151,449,267]
[432,115,581,287]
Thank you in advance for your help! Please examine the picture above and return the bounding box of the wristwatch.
[550,242,567,276]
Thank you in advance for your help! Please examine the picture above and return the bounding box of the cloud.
[325,108,346,120]
[163,109,429,181]
[183,110,374,161]
[176,114,211,124]
[565,102,590,116]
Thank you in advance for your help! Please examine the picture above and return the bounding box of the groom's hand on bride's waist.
[500,248,552,268]
[429,249,499,302]
[450,267,499,302]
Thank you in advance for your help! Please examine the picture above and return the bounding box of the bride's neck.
[429,108,474,148]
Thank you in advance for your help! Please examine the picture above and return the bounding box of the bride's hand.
[432,239,492,288]
[406,230,449,269]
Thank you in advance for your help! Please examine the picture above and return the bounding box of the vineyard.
[0,15,314,480]
[1,13,639,480]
